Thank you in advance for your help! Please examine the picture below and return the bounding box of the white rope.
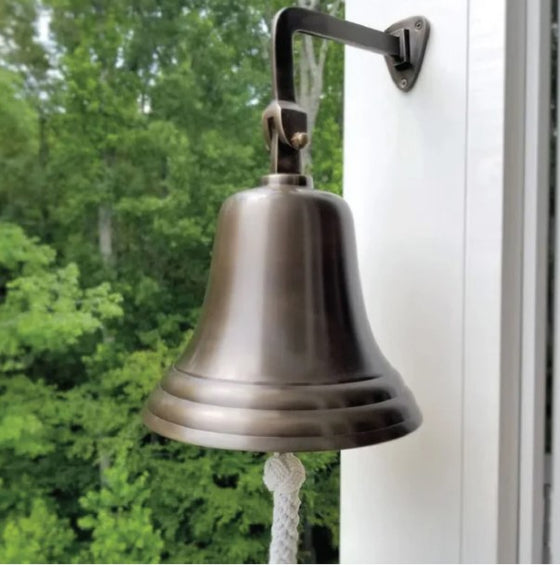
[264,452,306,564]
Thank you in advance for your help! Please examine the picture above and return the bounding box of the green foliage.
[0,498,75,563]
[77,448,164,564]
[0,375,58,458]
[0,223,123,371]
[0,0,344,563]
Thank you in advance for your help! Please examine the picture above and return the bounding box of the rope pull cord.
[264,452,306,564]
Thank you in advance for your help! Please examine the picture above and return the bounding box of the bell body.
[143,174,421,452]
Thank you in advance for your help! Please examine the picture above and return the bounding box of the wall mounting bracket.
[384,16,430,92]
[263,7,431,174]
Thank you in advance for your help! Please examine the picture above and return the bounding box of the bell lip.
[161,365,402,410]
[141,407,422,453]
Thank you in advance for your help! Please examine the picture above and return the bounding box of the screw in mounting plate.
[414,19,423,30]
[399,78,408,89]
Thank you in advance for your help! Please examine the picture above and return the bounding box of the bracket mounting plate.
[384,16,430,92]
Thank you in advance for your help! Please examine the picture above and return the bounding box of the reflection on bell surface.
[143,173,422,452]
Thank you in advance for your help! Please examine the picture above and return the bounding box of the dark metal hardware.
[384,16,430,92]
[263,7,431,174]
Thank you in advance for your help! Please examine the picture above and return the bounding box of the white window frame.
[340,0,551,562]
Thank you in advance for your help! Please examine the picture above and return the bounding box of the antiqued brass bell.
[143,174,422,452]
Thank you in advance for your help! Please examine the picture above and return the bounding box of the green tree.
[0,223,124,561]
[0,1,344,562]
[0,498,75,563]
[77,446,164,564]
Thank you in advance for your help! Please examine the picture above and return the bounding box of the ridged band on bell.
[142,174,422,452]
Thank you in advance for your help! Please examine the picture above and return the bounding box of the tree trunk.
[38,110,48,167]
[296,0,343,173]
[98,204,114,267]
[99,448,111,486]
[302,518,317,563]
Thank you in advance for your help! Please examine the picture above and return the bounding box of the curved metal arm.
[263,7,430,175]
[272,7,402,102]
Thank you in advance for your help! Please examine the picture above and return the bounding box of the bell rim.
[162,366,404,409]
[142,405,422,453]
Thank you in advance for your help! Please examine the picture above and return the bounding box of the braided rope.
[264,453,306,564]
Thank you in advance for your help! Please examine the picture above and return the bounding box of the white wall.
[340,0,546,562]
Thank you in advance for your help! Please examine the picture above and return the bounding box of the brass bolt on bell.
[142,6,429,454]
